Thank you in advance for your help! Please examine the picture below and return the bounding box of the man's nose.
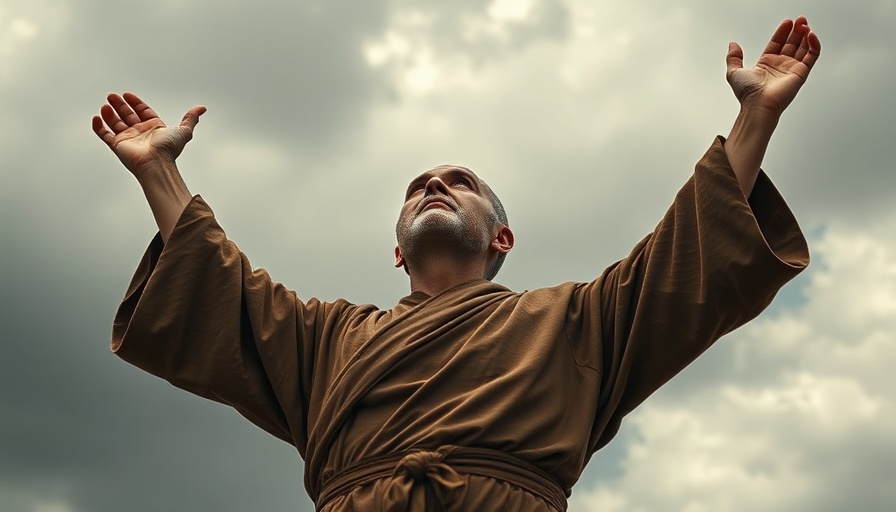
[424,176,449,196]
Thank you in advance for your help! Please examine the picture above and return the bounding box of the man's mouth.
[418,196,456,213]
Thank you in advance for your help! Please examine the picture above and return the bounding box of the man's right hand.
[92,92,206,180]
[92,92,206,242]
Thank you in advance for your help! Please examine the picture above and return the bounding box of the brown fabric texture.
[112,137,809,511]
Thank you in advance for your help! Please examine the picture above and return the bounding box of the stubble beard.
[397,209,490,263]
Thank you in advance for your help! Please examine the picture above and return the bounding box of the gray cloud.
[73,0,392,152]
[2,0,894,511]
[387,0,572,64]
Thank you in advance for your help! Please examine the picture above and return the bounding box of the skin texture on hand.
[726,16,821,116]
[92,92,206,178]
[723,16,821,198]
[92,93,206,242]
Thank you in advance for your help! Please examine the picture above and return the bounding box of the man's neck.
[406,254,488,297]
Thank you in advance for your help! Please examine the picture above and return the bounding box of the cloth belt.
[316,446,568,511]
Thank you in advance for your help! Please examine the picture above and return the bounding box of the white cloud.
[488,0,536,23]
[0,13,38,82]
[0,1,68,62]
[0,485,76,512]
[364,31,412,67]
[572,212,896,511]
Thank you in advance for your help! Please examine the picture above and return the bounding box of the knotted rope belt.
[316,446,568,511]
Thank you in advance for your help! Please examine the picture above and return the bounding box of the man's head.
[395,165,512,281]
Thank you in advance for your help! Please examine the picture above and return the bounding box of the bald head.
[398,165,510,281]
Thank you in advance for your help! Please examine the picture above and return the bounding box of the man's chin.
[402,217,465,245]
[410,210,461,231]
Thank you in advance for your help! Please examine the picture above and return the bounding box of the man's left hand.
[726,16,821,116]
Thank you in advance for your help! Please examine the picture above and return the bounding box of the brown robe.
[112,138,809,511]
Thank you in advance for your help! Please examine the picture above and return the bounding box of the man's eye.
[453,180,471,188]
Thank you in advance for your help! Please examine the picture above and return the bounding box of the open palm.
[92,92,206,177]
[726,17,821,114]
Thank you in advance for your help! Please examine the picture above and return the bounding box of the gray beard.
[397,209,489,263]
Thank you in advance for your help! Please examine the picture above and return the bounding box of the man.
[93,17,820,511]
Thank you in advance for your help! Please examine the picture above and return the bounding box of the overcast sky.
[1,0,894,511]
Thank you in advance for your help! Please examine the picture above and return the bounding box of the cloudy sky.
[1,0,894,510]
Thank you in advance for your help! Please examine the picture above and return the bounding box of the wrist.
[725,106,779,198]
[135,160,192,205]
[135,158,193,243]
[736,103,782,126]
[728,105,780,146]
[133,157,179,185]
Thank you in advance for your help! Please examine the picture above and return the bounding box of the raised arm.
[92,92,206,242]
[724,16,821,197]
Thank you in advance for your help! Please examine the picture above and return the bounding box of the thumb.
[726,42,744,77]
[180,105,207,132]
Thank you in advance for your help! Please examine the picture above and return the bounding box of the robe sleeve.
[565,136,810,452]
[111,196,345,453]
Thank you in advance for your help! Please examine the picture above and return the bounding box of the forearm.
[92,93,207,242]
[135,160,193,243]
[723,106,781,198]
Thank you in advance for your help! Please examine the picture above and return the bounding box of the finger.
[781,19,807,58]
[91,115,116,147]
[122,92,160,122]
[107,93,141,127]
[726,42,744,75]
[791,17,819,62]
[179,105,207,132]
[763,18,793,55]
[802,31,821,70]
[793,30,810,61]
[100,103,129,134]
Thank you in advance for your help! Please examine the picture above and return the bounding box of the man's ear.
[394,246,406,269]
[491,226,514,254]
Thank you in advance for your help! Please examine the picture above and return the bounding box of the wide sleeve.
[111,196,345,454]
[565,137,810,453]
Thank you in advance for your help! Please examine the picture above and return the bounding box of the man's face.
[396,165,499,264]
